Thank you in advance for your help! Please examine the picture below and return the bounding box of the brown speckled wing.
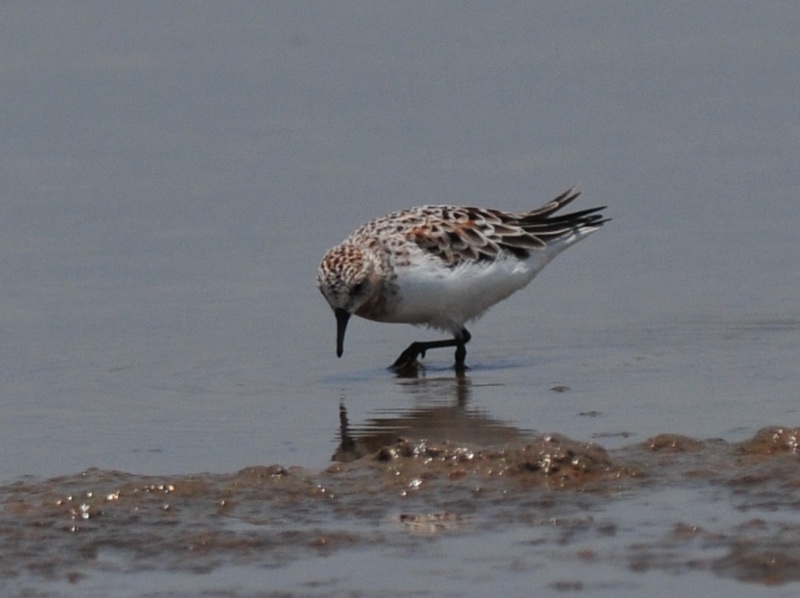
[404,188,607,267]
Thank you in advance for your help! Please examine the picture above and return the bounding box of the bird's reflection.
[395,368,472,406]
[333,371,529,462]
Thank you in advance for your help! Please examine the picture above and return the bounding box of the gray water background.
[3,2,798,478]
[1,5,799,595]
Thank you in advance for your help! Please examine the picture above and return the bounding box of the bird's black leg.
[454,328,471,372]
[391,328,472,372]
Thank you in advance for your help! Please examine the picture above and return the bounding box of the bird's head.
[317,244,378,358]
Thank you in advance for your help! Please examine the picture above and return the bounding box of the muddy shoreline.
[2,426,799,592]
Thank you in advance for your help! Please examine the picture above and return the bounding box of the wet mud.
[2,425,799,593]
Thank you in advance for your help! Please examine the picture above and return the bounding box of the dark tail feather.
[519,187,609,236]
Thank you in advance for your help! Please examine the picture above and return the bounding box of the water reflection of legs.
[395,371,472,407]
[333,375,524,463]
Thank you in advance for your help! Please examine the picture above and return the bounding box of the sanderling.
[317,187,608,372]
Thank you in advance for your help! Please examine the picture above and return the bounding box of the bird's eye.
[352,281,365,295]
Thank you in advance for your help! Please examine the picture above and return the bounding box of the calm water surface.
[1,3,798,596]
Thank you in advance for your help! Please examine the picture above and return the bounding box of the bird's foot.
[390,342,427,373]
[391,361,423,378]
[454,342,469,374]
[454,363,470,376]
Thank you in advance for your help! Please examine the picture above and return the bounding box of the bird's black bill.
[334,308,350,358]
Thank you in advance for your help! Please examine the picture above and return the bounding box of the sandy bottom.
[2,425,799,595]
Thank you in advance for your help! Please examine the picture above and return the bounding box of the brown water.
[3,425,799,596]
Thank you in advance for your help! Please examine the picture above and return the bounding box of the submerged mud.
[1,426,799,592]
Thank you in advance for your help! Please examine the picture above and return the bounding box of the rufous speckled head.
[317,244,378,358]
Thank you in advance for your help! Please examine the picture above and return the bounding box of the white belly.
[386,253,543,332]
[379,228,596,333]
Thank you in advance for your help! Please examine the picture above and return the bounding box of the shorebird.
[317,187,607,371]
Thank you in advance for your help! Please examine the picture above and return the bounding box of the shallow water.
[3,428,800,596]
[2,3,799,596]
